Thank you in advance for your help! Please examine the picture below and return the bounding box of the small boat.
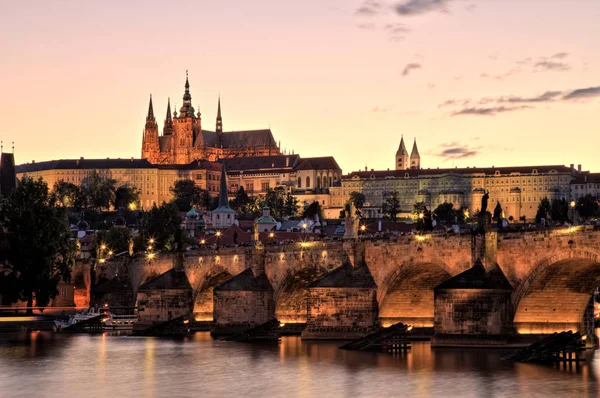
[54,307,106,331]
[54,307,138,332]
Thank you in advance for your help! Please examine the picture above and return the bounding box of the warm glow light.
[100,244,106,250]
[407,325,414,331]
[200,239,206,244]
[149,238,155,244]
[418,212,424,219]
[147,245,153,251]
[415,235,427,241]
[104,303,108,307]
[360,225,366,232]
[183,319,189,324]
[300,242,310,248]
[269,232,274,238]
[98,258,106,263]
[147,252,155,260]
[302,223,308,229]
[570,201,576,208]
[128,202,137,211]
[279,323,286,327]
[107,250,113,256]
[216,231,221,237]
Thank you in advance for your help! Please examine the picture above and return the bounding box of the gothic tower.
[163,97,173,136]
[410,138,421,169]
[141,95,160,162]
[216,96,223,139]
[395,135,409,171]
[172,72,202,164]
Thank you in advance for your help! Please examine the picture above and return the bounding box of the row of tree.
[54,171,140,211]
[535,195,600,223]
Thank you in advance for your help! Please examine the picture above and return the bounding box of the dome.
[187,208,199,219]
[77,220,89,231]
[114,216,126,226]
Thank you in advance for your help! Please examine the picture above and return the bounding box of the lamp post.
[360,225,366,239]
[269,232,274,245]
[570,200,576,225]
[418,212,424,234]
[215,231,222,250]
[302,222,308,242]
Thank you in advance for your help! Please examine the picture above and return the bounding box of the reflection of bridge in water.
[98,227,600,344]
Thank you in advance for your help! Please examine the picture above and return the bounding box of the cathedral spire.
[146,94,155,121]
[179,70,195,118]
[396,135,407,156]
[218,161,229,208]
[410,137,421,169]
[216,96,223,134]
[163,97,173,135]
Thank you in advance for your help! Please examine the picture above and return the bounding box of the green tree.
[456,207,468,224]
[139,202,183,252]
[114,186,140,210]
[433,202,455,225]
[493,201,503,223]
[412,201,427,220]
[535,197,551,223]
[576,194,600,221]
[96,226,132,254]
[382,191,401,222]
[53,180,85,210]
[171,179,209,209]
[0,178,76,314]
[550,198,569,223]
[230,186,251,214]
[84,170,117,211]
[303,201,324,221]
[349,191,366,217]
[284,192,299,218]
[265,187,286,218]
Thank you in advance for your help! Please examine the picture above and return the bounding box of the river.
[0,332,599,397]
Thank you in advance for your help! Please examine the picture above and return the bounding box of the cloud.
[384,23,411,34]
[450,105,532,116]
[357,23,376,29]
[534,60,570,71]
[438,98,470,108]
[356,0,383,15]
[395,0,451,16]
[495,91,563,104]
[563,86,600,100]
[435,142,481,160]
[551,52,569,59]
[402,63,422,76]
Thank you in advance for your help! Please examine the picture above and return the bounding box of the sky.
[1,0,599,174]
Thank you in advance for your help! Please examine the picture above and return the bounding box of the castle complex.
[142,73,281,164]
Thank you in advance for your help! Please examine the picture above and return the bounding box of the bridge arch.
[512,249,600,335]
[274,265,330,324]
[192,266,234,321]
[378,257,452,328]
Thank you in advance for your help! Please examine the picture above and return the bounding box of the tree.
[412,201,427,220]
[535,197,551,223]
[96,226,131,254]
[230,186,251,214]
[576,194,600,221]
[0,177,76,314]
[456,207,468,224]
[284,193,299,218]
[53,180,85,210]
[171,179,208,208]
[349,192,366,217]
[114,186,140,210]
[550,198,569,223]
[493,201,503,223]
[382,191,401,222]
[433,202,455,225]
[139,202,183,252]
[303,201,324,221]
[83,170,117,211]
[265,187,286,219]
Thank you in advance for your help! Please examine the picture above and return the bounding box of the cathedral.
[142,73,281,164]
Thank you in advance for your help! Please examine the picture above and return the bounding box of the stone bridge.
[99,226,600,339]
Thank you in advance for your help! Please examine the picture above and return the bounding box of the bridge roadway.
[99,226,600,339]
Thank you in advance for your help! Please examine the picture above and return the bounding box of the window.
[317,177,321,189]
[196,174,202,180]
[261,182,270,191]
[297,177,301,188]
[60,288,67,299]
[247,182,254,192]
[306,177,310,187]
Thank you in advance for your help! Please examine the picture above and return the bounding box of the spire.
[216,96,223,134]
[163,98,173,135]
[146,94,155,121]
[410,138,420,158]
[178,70,195,118]
[396,135,407,156]
[218,162,230,208]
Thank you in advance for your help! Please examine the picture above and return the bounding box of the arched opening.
[513,256,600,335]
[379,261,452,328]
[193,271,233,321]
[275,266,328,324]
[306,176,310,188]
[297,177,301,188]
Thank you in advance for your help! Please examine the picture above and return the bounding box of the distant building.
[0,152,16,198]
[211,163,236,229]
[142,73,281,165]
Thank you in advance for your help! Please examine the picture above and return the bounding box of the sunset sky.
[1,0,599,174]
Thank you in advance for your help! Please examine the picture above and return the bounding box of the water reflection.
[0,332,598,397]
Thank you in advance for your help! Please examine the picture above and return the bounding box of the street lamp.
[570,200,576,225]
[360,225,366,238]
[215,231,222,250]
[269,232,274,245]
[418,212,425,234]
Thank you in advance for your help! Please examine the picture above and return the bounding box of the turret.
[178,71,196,118]
[410,138,421,169]
[395,135,409,170]
[216,96,223,135]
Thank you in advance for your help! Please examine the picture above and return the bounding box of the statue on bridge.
[478,191,490,232]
